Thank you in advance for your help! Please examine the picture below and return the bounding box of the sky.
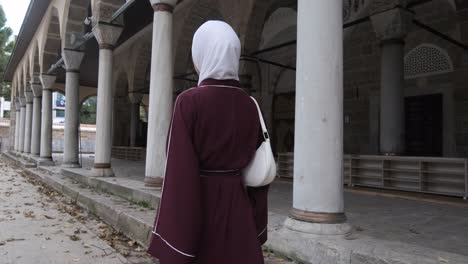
[0,0,31,36]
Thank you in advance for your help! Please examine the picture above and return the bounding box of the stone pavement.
[54,153,468,258]
[5,152,468,263]
[0,158,294,264]
[0,160,151,264]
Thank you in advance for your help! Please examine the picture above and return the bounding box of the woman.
[147,21,269,264]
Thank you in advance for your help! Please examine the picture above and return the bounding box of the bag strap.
[250,96,270,140]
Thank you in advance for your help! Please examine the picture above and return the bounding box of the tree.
[80,96,97,124]
[0,4,15,100]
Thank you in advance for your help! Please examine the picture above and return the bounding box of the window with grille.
[404,44,453,79]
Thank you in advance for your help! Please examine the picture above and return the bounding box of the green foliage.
[0,4,15,100]
[80,96,97,124]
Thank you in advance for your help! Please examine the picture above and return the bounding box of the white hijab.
[192,21,241,85]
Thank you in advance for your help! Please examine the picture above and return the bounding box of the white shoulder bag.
[243,97,277,187]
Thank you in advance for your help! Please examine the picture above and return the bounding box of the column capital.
[149,0,177,12]
[128,92,144,104]
[14,98,21,111]
[18,97,26,107]
[62,49,85,72]
[370,8,413,41]
[31,83,43,97]
[40,74,57,90]
[24,91,34,104]
[30,76,41,85]
[92,22,124,50]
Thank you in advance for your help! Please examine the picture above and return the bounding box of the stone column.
[371,8,412,155]
[145,0,177,187]
[62,49,85,168]
[39,74,56,165]
[129,93,143,147]
[91,23,123,177]
[23,90,34,154]
[18,97,26,153]
[14,99,21,152]
[284,0,350,235]
[30,83,42,157]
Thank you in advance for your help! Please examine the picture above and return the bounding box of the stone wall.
[0,123,97,154]
[52,127,96,154]
[343,22,380,154]
[341,1,468,157]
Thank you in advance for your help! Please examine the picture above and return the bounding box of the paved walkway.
[269,181,468,257]
[51,153,468,257]
[0,161,134,264]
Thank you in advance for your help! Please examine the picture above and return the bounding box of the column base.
[21,153,32,161]
[90,167,114,177]
[290,208,347,224]
[284,217,351,235]
[38,157,55,166]
[144,176,163,187]
[61,162,82,168]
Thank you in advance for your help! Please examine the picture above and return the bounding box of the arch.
[79,93,98,107]
[11,77,17,98]
[91,0,126,23]
[41,7,62,75]
[18,71,23,95]
[29,40,41,82]
[22,56,31,92]
[404,43,454,79]
[242,0,296,54]
[259,7,296,49]
[173,0,225,79]
[15,71,23,96]
[129,37,152,94]
[62,0,91,49]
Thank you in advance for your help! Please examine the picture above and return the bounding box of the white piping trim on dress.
[198,84,244,91]
[153,232,196,258]
[199,169,241,173]
[258,226,267,238]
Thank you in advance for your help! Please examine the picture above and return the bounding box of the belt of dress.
[199,169,242,177]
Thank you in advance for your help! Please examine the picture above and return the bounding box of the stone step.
[3,152,37,168]
[4,156,296,263]
[21,166,156,247]
[47,167,162,210]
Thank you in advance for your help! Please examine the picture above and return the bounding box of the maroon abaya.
[148,79,269,264]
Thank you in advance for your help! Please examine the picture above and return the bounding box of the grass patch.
[131,200,152,209]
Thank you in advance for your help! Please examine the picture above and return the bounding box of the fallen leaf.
[69,235,81,241]
[6,238,25,242]
[23,211,35,218]
[438,257,449,263]
[135,247,144,252]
